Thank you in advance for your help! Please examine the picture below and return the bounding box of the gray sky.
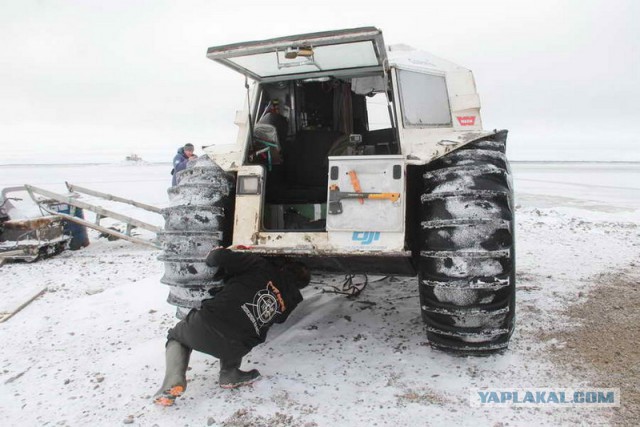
[1,0,638,163]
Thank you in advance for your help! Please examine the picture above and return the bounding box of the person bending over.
[154,248,310,406]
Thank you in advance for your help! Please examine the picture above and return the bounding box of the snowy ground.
[0,162,639,426]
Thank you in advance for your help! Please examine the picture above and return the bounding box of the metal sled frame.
[25,183,162,249]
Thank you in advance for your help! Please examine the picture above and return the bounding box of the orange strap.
[348,170,364,204]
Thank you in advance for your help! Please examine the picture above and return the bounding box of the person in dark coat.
[171,143,197,186]
[154,248,311,406]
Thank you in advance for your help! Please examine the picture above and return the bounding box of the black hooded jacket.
[201,249,303,350]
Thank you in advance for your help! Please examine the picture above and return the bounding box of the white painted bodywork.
[387,45,494,164]
[326,155,405,252]
[233,158,408,254]
[205,43,495,170]
[202,27,499,255]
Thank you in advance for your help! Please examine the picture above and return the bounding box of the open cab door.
[207,27,387,82]
[208,27,406,260]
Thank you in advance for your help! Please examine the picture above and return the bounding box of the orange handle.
[368,193,400,202]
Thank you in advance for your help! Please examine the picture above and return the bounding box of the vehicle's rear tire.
[418,130,515,354]
[158,156,235,318]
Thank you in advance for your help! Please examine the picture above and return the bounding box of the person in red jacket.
[154,248,310,406]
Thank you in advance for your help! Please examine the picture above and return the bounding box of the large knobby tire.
[159,156,235,319]
[418,131,515,354]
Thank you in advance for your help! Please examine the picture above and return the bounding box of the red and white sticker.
[456,116,476,126]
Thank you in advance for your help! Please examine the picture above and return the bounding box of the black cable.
[322,273,368,299]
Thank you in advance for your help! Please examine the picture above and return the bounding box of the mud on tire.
[158,156,235,319]
[418,130,515,354]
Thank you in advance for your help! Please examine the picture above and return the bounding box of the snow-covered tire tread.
[418,131,515,354]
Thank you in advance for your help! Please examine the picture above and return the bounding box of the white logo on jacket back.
[241,281,286,334]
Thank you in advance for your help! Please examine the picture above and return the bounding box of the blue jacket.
[171,148,189,186]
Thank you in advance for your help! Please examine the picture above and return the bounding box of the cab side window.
[397,69,451,127]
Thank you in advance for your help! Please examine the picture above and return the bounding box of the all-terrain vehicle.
[160,27,515,354]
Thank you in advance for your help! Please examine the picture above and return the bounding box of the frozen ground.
[0,162,639,426]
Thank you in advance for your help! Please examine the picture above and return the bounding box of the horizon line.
[2,160,640,167]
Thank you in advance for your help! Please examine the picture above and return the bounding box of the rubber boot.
[154,340,192,406]
[219,357,261,389]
